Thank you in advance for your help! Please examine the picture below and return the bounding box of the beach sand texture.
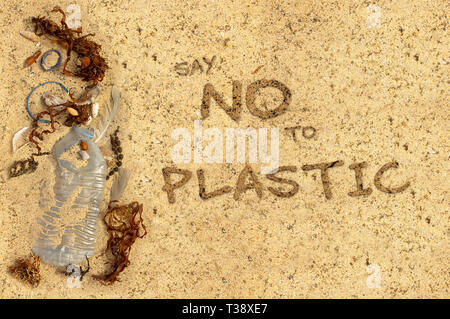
[0,0,448,298]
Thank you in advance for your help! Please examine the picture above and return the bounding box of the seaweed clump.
[32,6,108,88]
[106,127,124,180]
[95,201,147,285]
[9,255,42,288]
[9,158,39,178]
[10,99,92,178]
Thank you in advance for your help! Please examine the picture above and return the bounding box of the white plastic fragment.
[91,103,99,118]
[110,168,130,203]
[42,91,67,109]
[94,86,120,143]
[66,4,82,30]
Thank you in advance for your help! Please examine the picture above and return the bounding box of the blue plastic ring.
[26,81,69,124]
[40,49,63,72]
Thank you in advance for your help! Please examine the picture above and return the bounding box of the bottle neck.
[73,126,94,139]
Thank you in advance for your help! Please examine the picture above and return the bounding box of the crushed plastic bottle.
[32,126,107,266]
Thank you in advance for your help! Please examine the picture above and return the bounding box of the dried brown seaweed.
[9,158,39,178]
[9,255,42,288]
[95,201,147,285]
[106,127,124,180]
[29,100,92,159]
[32,6,108,88]
[63,102,92,127]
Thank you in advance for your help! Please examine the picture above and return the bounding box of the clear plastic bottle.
[32,126,107,266]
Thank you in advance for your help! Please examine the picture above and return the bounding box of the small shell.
[91,103,99,118]
[67,107,79,116]
[80,141,88,150]
[20,31,39,42]
[79,150,89,161]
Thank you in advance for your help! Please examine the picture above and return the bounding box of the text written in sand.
[174,56,217,76]
[162,79,410,203]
